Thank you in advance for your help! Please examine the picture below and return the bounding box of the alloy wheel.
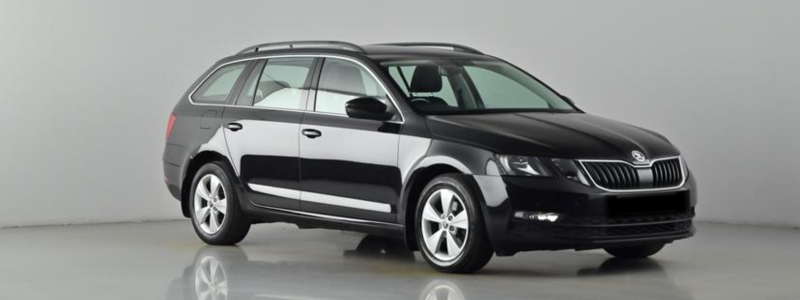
[194,174,228,235]
[420,188,470,264]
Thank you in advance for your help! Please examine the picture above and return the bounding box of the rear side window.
[192,63,247,104]
[234,60,266,107]
[236,57,315,110]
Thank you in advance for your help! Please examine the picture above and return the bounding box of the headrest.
[409,65,442,93]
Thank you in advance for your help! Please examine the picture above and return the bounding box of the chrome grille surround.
[578,156,686,193]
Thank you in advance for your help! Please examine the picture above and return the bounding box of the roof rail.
[237,41,366,55]
[374,42,484,55]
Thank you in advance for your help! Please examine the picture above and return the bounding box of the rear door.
[298,57,402,223]
[222,57,319,210]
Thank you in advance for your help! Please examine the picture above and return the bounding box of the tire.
[604,243,665,259]
[189,162,251,245]
[415,174,493,273]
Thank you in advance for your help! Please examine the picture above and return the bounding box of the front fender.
[397,139,507,250]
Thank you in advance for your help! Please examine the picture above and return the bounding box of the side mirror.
[345,97,394,121]
[561,95,575,106]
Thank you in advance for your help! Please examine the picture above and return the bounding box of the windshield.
[379,59,576,114]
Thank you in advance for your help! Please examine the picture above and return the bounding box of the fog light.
[514,211,560,222]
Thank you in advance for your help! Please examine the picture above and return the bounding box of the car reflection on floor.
[165,235,692,300]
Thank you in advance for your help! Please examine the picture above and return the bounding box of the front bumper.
[472,173,697,255]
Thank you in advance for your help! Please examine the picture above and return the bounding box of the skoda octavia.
[163,41,696,273]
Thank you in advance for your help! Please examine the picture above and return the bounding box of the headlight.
[496,155,552,177]
[551,158,591,186]
[680,156,689,172]
[680,156,690,178]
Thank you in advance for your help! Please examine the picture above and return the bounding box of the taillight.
[166,114,176,141]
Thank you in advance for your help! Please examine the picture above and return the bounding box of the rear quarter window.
[192,63,247,104]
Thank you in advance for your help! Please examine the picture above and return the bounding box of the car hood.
[425,112,679,161]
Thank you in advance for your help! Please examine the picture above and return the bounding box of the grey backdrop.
[1,0,797,228]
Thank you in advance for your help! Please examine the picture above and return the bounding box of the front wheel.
[604,243,665,259]
[189,162,251,245]
[415,174,493,273]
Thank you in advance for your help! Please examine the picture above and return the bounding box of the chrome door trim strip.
[247,183,392,213]
[186,54,405,123]
[247,183,301,200]
[301,191,392,213]
[577,156,687,193]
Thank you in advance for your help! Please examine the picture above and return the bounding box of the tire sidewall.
[189,162,237,243]
[415,175,484,270]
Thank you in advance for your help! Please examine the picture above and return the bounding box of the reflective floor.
[1,221,799,300]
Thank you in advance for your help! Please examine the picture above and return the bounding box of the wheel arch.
[399,140,499,251]
[180,151,237,218]
[400,163,476,251]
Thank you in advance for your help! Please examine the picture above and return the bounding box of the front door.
[222,57,318,210]
[299,57,402,223]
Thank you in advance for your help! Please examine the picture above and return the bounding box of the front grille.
[565,210,695,225]
[652,158,683,188]
[605,221,692,237]
[582,162,639,190]
[581,157,684,191]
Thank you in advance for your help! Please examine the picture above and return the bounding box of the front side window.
[380,59,576,114]
[193,63,247,104]
[235,57,315,109]
[315,58,389,115]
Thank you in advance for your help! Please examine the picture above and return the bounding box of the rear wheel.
[604,243,665,259]
[189,162,250,245]
[415,174,493,273]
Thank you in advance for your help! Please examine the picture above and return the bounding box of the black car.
[163,41,696,273]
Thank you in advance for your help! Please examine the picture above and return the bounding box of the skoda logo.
[631,151,646,162]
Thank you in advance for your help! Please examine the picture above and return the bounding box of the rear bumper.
[472,174,697,255]
[163,161,182,200]
[163,144,189,201]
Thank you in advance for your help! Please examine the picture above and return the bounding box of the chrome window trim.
[187,54,405,123]
[577,156,686,193]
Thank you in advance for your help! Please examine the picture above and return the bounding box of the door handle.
[302,129,322,139]
[226,122,243,132]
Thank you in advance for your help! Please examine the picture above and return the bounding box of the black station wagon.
[163,41,696,273]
